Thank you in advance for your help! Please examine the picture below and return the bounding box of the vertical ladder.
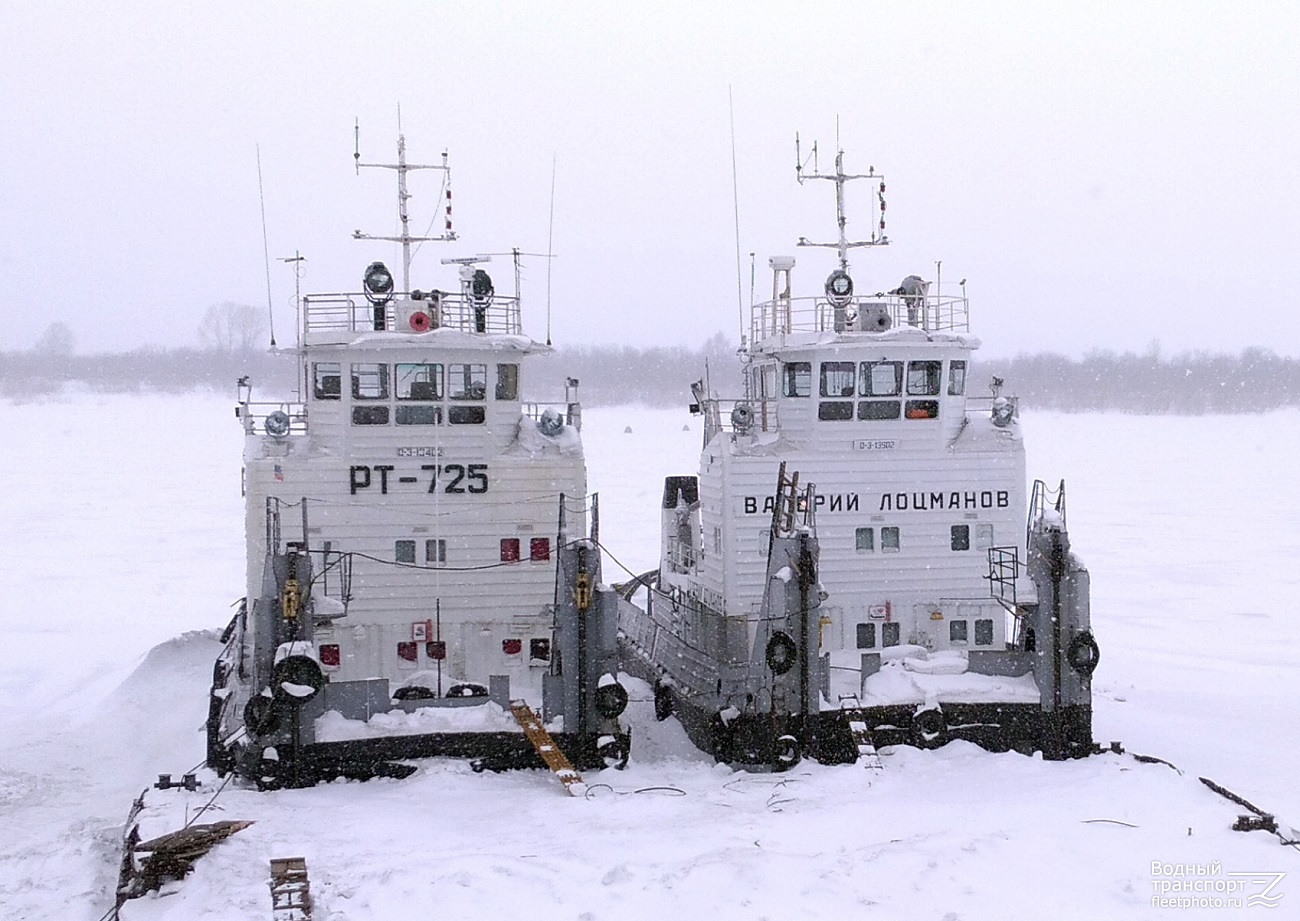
[839,697,884,770]
[509,700,587,796]
[269,857,313,921]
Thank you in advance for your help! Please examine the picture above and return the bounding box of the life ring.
[594,681,629,718]
[1067,631,1100,676]
[765,632,798,675]
[653,681,674,722]
[912,706,946,746]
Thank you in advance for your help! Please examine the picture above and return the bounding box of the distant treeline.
[3,342,1298,414]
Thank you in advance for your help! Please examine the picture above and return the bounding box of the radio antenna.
[547,153,556,346]
[256,144,277,350]
[729,87,744,346]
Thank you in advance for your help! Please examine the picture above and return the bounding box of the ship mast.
[353,123,457,294]
[795,135,889,273]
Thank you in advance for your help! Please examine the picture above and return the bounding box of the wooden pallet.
[509,700,587,796]
[270,857,313,921]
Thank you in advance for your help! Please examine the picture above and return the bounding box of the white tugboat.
[619,139,1098,767]
[204,132,630,789]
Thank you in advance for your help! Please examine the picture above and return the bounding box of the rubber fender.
[594,681,629,718]
[244,694,281,735]
[913,707,946,746]
[765,632,798,675]
[1066,631,1100,676]
[272,655,324,706]
[653,681,674,722]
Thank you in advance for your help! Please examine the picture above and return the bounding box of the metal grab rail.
[750,292,969,341]
[699,397,780,443]
[303,292,523,336]
[238,400,307,436]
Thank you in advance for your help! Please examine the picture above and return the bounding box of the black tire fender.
[653,681,674,722]
[765,632,798,675]
[1067,631,1100,676]
[594,681,629,718]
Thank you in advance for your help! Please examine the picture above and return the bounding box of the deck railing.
[750,292,969,342]
[302,291,523,337]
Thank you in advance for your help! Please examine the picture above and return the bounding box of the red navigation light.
[319,644,341,667]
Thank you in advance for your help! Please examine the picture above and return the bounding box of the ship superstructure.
[206,133,628,788]
[620,141,1097,764]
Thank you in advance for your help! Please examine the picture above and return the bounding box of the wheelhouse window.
[819,361,855,421]
[448,364,487,401]
[352,405,390,425]
[905,400,939,420]
[313,362,342,400]
[396,363,443,401]
[495,364,519,401]
[351,363,389,400]
[820,362,856,397]
[861,361,902,396]
[948,360,967,396]
[907,361,942,396]
[782,362,811,397]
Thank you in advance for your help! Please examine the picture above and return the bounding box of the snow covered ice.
[2,391,1298,919]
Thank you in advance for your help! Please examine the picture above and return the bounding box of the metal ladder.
[509,700,587,796]
[269,857,312,921]
[839,697,884,769]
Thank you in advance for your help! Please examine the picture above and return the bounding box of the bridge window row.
[313,362,519,426]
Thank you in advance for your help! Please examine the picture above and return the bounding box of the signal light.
[319,644,341,667]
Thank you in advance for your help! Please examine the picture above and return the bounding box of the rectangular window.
[500,538,521,562]
[502,638,523,656]
[856,622,876,649]
[820,362,856,397]
[529,537,550,561]
[495,364,519,400]
[529,638,551,662]
[448,364,487,400]
[397,641,419,663]
[396,404,441,425]
[881,526,900,552]
[855,527,874,552]
[395,540,416,564]
[396,363,443,401]
[352,405,390,425]
[861,361,902,396]
[883,622,901,647]
[351,363,389,400]
[975,619,994,646]
[782,362,811,397]
[904,400,939,419]
[976,523,995,550]
[426,640,447,660]
[951,525,970,551]
[858,400,901,421]
[907,361,942,396]
[948,360,967,396]
[448,405,486,425]
[818,401,854,421]
[950,620,969,643]
[313,362,342,400]
[759,530,771,557]
[425,539,447,564]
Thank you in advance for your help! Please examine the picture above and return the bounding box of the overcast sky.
[3,1,1297,359]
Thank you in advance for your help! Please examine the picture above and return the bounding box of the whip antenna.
[729,87,744,345]
[546,153,556,346]
[257,144,277,350]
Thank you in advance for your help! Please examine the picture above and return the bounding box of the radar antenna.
[353,120,457,294]
[794,133,889,273]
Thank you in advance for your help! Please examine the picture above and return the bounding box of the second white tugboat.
[205,132,630,789]
[619,138,1098,767]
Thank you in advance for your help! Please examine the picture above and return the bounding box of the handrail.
[302,291,523,336]
[750,292,969,342]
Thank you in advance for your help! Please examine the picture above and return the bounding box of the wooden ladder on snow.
[510,700,587,796]
[269,857,313,921]
[839,697,884,770]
